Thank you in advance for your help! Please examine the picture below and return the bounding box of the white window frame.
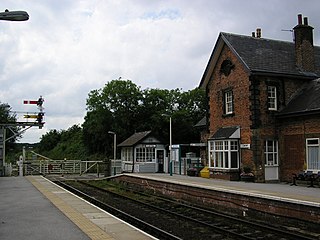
[306,138,320,171]
[268,86,277,110]
[135,146,155,162]
[208,140,239,169]
[121,147,133,161]
[264,140,278,166]
[225,91,233,114]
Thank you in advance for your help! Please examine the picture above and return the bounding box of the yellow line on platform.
[26,176,114,240]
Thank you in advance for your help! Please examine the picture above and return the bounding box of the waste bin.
[200,167,210,178]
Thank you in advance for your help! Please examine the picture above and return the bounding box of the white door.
[264,140,279,181]
[265,165,279,180]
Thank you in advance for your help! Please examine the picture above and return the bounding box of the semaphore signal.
[23,100,38,104]
[23,95,44,112]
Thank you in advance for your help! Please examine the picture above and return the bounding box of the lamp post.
[169,116,173,176]
[108,131,116,160]
[0,9,29,177]
[108,131,116,175]
[0,9,29,21]
[162,114,173,176]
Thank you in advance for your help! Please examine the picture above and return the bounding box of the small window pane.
[225,91,233,114]
[307,139,319,145]
[231,152,238,168]
[224,141,229,150]
[306,138,320,170]
[268,86,277,110]
[264,140,278,166]
[224,152,229,168]
[231,141,238,150]
[215,152,223,167]
[215,141,223,150]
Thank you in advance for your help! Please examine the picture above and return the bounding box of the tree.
[174,88,207,143]
[38,80,206,160]
[38,125,87,159]
[83,79,143,158]
[38,129,61,152]
[0,102,20,143]
[82,108,113,154]
[84,80,207,156]
[137,88,178,134]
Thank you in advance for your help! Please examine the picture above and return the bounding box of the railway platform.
[125,173,320,206]
[0,176,155,240]
[115,173,320,225]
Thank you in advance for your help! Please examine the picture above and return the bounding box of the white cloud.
[0,0,318,143]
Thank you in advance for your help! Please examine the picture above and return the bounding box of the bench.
[291,171,320,187]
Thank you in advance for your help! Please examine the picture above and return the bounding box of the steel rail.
[55,180,182,240]
[79,180,316,240]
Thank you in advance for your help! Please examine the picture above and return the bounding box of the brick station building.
[199,14,320,182]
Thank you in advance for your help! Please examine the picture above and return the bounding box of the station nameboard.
[240,144,251,149]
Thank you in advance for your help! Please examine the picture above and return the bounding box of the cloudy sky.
[0,0,319,143]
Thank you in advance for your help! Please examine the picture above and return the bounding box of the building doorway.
[157,150,164,173]
[264,140,279,181]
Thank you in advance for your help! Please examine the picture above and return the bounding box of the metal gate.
[23,159,104,176]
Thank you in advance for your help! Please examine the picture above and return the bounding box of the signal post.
[0,96,45,176]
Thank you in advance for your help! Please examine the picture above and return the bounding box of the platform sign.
[23,114,38,119]
[190,143,206,147]
[240,144,251,149]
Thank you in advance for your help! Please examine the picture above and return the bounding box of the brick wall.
[206,46,254,179]
[116,175,320,224]
[278,115,320,182]
[207,45,252,135]
[249,76,309,182]
[204,43,318,182]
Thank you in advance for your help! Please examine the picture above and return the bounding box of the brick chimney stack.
[293,14,315,72]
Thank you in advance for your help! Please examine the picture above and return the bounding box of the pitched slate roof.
[118,130,151,147]
[209,126,240,139]
[278,78,320,117]
[194,116,207,128]
[200,32,320,88]
[222,32,320,76]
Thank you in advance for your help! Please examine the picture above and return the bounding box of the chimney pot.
[297,14,302,25]
[252,32,255,37]
[293,14,315,72]
[256,28,261,38]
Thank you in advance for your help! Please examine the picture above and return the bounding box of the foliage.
[0,102,20,144]
[86,79,142,140]
[38,129,61,152]
[38,125,87,159]
[82,108,113,154]
[5,143,38,164]
[36,79,206,160]
[83,79,206,157]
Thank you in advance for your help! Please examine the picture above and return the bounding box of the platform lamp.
[0,9,29,177]
[0,9,29,21]
[108,131,117,175]
[108,131,117,160]
[162,114,173,176]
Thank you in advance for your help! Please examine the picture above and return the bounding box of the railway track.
[55,179,317,240]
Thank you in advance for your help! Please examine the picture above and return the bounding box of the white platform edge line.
[126,174,320,208]
[40,176,158,240]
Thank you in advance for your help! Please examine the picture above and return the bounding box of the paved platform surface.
[0,176,155,240]
[126,173,320,207]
